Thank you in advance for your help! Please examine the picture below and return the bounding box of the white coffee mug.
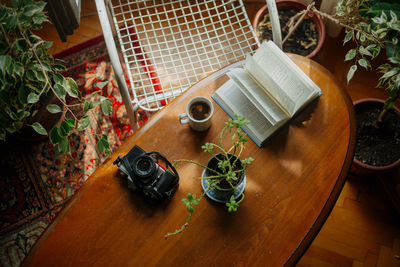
[179,96,214,132]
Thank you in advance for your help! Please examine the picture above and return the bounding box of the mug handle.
[179,113,189,124]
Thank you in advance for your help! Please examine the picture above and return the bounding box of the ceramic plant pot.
[351,98,400,175]
[253,0,326,58]
[201,153,246,203]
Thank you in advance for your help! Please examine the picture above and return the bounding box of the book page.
[245,55,295,114]
[246,41,321,116]
[213,80,289,145]
[227,68,288,126]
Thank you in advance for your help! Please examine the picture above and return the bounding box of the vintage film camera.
[113,145,179,202]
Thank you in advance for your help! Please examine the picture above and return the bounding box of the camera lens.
[133,155,156,179]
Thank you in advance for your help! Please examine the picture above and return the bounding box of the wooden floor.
[36,1,400,266]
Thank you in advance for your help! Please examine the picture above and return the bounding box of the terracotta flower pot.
[351,98,400,175]
[252,0,326,58]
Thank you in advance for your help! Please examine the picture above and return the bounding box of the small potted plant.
[0,0,111,154]
[165,115,254,237]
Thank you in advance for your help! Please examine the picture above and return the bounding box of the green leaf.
[384,99,395,110]
[43,41,53,50]
[345,49,356,61]
[386,43,399,58]
[23,2,47,17]
[97,135,110,153]
[358,58,369,69]
[12,0,21,8]
[77,115,90,131]
[359,46,372,57]
[53,73,65,85]
[32,13,48,26]
[27,92,39,104]
[66,78,79,98]
[46,104,62,114]
[347,65,357,83]
[50,127,61,144]
[0,41,7,54]
[18,84,29,105]
[381,68,399,79]
[26,69,37,82]
[343,30,353,45]
[58,136,69,153]
[5,12,17,30]
[101,99,112,116]
[60,121,70,136]
[36,71,46,82]
[54,64,66,71]
[53,83,66,102]
[97,81,108,89]
[0,55,12,73]
[83,100,93,112]
[31,122,47,136]
[0,91,10,105]
[13,62,24,77]
[66,119,75,128]
[97,139,105,153]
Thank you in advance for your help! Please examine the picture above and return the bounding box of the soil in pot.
[355,102,400,166]
[256,8,318,56]
[205,153,244,189]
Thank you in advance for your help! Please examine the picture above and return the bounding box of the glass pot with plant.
[166,115,254,237]
[0,0,111,154]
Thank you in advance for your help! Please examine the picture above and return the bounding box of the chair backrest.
[97,0,259,123]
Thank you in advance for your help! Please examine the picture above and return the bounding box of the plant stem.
[0,24,10,47]
[375,108,389,127]
[175,159,220,175]
[310,6,379,43]
[18,24,78,122]
[165,191,206,238]
[201,169,244,180]
[282,7,310,45]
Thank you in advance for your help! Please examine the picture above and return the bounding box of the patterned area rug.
[0,36,152,266]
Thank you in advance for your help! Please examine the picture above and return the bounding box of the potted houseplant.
[165,115,254,237]
[309,0,400,173]
[0,0,111,154]
[252,0,326,58]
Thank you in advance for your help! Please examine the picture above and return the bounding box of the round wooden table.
[24,55,355,266]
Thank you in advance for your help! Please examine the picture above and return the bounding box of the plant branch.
[18,24,78,122]
[175,159,220,175]
[0,24,10,47]
[165,191,206,238]
[282,7,310,45]
[310,6,379,43]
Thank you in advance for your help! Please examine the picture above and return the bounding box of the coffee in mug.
[179,96,214,132]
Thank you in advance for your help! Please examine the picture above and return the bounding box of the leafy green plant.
[311,0,400,124]
[0,0,111,154]
[165,115,254,237]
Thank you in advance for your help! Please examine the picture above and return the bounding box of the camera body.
[113,145,179,201]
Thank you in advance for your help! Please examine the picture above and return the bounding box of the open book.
[212,41,322,147]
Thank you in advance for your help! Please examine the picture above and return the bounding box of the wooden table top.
[24,54,356,267]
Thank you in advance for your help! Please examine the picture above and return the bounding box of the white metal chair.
[95,0,259,126]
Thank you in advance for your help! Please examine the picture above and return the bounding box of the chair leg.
[95,0,137,127]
